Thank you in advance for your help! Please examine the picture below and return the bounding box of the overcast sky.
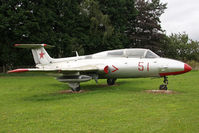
[160,0,199,41]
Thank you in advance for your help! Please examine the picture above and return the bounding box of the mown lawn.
[0,71,199,133]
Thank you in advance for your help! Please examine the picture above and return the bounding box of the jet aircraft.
[8,44,192,91]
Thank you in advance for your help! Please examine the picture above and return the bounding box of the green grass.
[0,71,199,133]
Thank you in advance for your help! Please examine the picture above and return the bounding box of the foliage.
[129,0,167,54]
[0,0,89,67]
[163,33,199,61]
[98,0,137,48]
[186,60,199,70]
[0,0,198,72]
[80,0,117,54]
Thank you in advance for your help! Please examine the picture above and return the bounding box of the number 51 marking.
[138,62,149,72]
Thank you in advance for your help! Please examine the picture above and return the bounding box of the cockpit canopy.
[91,48,159,59]
[125,49,159,58]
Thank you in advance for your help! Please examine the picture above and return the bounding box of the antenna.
[72,51,79,57]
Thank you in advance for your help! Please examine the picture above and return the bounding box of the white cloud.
[160,0,199,40]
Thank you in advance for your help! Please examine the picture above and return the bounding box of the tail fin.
[15,44,54,65]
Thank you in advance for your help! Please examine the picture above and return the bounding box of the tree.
[1,0,197,73]
[80,0,115,54]
[98,0,137,48]
[0,0,88,72]
[163,33,199,61]
[129,0,167,54]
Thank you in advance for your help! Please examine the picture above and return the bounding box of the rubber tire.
[159,85,167,90]
[107,78,117,86]
[72,86,81,92]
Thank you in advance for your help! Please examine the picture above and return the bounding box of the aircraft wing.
[7,65,101,73]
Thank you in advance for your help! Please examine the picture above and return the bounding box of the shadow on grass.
[23,80,146,102]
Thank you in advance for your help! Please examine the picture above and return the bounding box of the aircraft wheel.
[159,85,167,90]
[159,76,168,90]
[107,78,117,86]
[72,86,81,92]
[68,82,81,92]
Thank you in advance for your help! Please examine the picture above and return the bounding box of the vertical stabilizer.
[15,44,53,65]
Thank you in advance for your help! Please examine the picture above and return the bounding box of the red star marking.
[39,51,45,59]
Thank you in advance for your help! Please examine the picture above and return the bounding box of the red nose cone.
[184,64,192,72]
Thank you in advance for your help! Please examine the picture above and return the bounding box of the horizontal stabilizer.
[14,44,54,49]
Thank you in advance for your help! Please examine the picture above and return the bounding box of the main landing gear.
[159,76,168,90]
[68,82,81,92]
[107,78,117,86]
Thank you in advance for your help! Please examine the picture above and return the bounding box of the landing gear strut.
[107,78,117,86]
[159,76,168,90]
[68,82,81,92]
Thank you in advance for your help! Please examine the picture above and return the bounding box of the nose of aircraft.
[159,59,192,76]
[184,63,192,72]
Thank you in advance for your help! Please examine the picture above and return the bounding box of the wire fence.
[186,61,199,70]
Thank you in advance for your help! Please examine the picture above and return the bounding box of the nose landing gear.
[159,76,168,90]
[107,78,117,86]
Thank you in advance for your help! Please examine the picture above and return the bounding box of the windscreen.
[145,50,159,58]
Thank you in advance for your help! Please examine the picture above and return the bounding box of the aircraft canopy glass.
[126,49,146,58]
[126,49,159,58]
[107,50,124,57]
[92,49,159,59]
[145,50,159,58]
